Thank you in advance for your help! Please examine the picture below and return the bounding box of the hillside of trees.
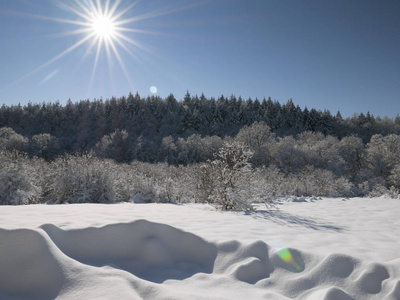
[1,92,400,208]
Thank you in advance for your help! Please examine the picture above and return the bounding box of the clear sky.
[0,0,399,118]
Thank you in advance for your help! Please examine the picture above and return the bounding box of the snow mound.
[214,240,273,284]
[0,228,64,300]
[305,286,353,300]
[41,220,217,283]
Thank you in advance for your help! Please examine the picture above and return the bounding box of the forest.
[1,92,400,209]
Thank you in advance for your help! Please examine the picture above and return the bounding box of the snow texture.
[0,198,400,299]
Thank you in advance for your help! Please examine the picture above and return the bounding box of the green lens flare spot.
[276,248,305,273]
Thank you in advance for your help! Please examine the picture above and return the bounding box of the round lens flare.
[150,86,158,94]
[276,248,304,272]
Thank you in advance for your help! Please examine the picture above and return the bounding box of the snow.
[0,197,400,299]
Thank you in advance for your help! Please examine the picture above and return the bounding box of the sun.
[53,0,146,89]
[91,15,116,39]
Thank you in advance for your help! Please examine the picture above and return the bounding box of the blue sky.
[0,0,399,118]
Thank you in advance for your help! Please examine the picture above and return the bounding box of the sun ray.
[72,0,94,20]
[104,38,117,92]
[112,35,139,61]
[114,31,156,56]
[4,8,90,27]
[96,0,103,16]
[114,2,204,27]
[55,28,93,37]
[38,69,59,86]
[110,1,139,23]
[10,33,95,87]
[103,0,111,17]
[88,0,100,18]
[88,37,104,93]
[108,38,134,89]
[114,27,158,35]
[62,2,93,23]
[85,33,101,58]
[42,33,96,68]
[107,0,122,20]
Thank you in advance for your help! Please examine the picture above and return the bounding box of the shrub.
[0,151,41,205]
[205,141,255,210]
[48,154,116,204]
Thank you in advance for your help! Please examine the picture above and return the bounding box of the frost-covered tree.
[207,141,254,210]
[0,127,28,152]
[338,135,365,180]
[274,136,305,174]
[29,133,59,160]
[174,134,223,165]
[297,131,342,174]
[366,134,400,179]
[235,121,275,166]
[95,129,130,162]
[160,135,177,164]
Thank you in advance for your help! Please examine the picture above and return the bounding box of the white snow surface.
[0,197,400,299]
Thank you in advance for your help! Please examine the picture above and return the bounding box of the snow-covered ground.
[1,197,399,299]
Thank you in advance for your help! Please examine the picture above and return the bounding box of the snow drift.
[1,199,400,299]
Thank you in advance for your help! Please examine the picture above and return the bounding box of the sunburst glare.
[10,0,157,92]
[6,0,204,95]
[61,0,143,90]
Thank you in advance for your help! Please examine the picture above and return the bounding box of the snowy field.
[1,197,400,299]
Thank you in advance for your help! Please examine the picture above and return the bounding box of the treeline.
[1,92,400,163]
[1,93,400,208]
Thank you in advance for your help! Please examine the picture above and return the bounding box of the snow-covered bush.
[205,141,255,210]
[126,162,195,204]
[251,166,284,202]
[48,154,116,204]
[333,176,355,197]
[194,163,215,203]
[262,165,355,198]
[160,164,196,203]
[109,163,137,202]
[389,164,400,194]
[130,178,159,203]
[0,151,41,205]
[354,168,387,197]
[292,167,354,197]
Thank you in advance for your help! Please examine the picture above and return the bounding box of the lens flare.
[150,86,157,94]
[276,248,304,272]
